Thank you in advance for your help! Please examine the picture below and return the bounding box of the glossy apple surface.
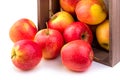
[75,0,107,25]
[48,11,74,33]
[34,29,64,59]
[9,18,38,42]
[96,20,109,50]
[60,0,80,15]
[63,22,93,44]
[11,40,42,71]
[61,40,94,72]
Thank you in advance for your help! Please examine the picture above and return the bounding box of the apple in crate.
[61,40,94,72]
[9,18,38,42]
[48,11,74,33]
[96,20,109,51]
[34,29,64,59]
[63,22,93,44]
[11,40,42,71]
[75,0,107,25]
[60,0,80,15]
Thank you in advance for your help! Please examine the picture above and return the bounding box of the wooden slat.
[37,0,60,30]
[109,0,120,66]
[37,0,49,30]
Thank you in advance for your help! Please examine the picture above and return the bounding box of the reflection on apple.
[60,0,80,15]
[75,0,107,25]
[34,28,64,59]
[48,11,74,33]
[11,40,42,71]
[63,21,93,44]
[61,40,94,72]
[9,18,38,43]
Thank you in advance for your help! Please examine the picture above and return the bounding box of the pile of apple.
[59,0,109,51]
[9,0,109,72]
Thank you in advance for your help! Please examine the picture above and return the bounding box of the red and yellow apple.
[96,20,109,51]
[9,18,38,42]
[48,11,74,33]
[61,40,94,72]
[75,0,107,25]
[63,21,93,44]
[11,40,42,71]
[34,28,64,59]
[60,0,80,15]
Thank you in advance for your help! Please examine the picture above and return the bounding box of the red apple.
[75,0,107,25]
[9,18,38,42]
[61,40,94,72]
[48,11,74,33]
[11,40,42,71]
[34,29,64,59]
[60,0,80,15]
[63,22,93,44]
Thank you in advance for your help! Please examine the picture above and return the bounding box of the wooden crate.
[37,0,120,67]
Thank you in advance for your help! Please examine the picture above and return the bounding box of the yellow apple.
[96,20,109,51]
[48,11,74,33]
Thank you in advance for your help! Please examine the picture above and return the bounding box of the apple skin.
[60,0,80,15]
[96,20,109,51]
[34,29,64,59]
[63,21,93,44]
[61,40,94,72]
[11,40,42,71]
[75,0,107,25]
[9,18,38,43]
[48,11,74,33]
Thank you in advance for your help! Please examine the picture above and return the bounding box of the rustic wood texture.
[37,0,49,29]
[37,0,60,30]
[109,0,120,66]
[37,0,120,67]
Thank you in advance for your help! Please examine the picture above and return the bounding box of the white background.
[0,0,120,80]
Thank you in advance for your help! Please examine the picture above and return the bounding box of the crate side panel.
[109,0,120,66]
[93,0,110,66]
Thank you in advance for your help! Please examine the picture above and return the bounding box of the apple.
[9,18,38,42]
[61,40,94,72]
[63,21,93,44]
[11,40,42,71]
[34,28,64,59]
[75,0,107,25]
[96,20,109,51]
[60,0,80,15]
[48,11,74,33]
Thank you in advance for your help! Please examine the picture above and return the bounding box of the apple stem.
[94,56,100,61]
[11,50,16,59]
[49,9,54,17]
[46,22,49,35]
